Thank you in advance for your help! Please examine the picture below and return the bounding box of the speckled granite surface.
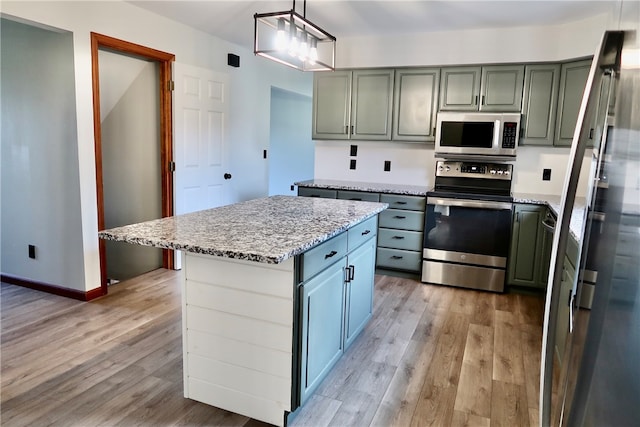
[295,179,429,196]
[513,192,586,241]
[98,195,387,264]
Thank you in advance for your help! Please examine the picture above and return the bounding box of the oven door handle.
[427,197,512,210]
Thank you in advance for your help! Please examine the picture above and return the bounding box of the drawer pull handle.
[391,255,404,260]
[361,230,371,236]
[392,236,405,239]
[395,201,407,205]
[393,215,406,219]
[350,198,362,201]
[325,250,338,259]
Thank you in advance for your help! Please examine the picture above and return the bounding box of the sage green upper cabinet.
[520,64,561,146]
[392,68,440,142]
[440,65,524,112]
[480,65,524,112]
[312,70,394,140]
[439,66,482,111]
[555,59,591,146]
[312,71,352,140]
[351,69,394,140]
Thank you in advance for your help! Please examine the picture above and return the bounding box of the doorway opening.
[91,33,175,294]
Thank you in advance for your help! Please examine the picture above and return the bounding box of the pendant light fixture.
[254,0,336,71]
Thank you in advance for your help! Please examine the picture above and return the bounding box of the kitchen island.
[98,195,387,426]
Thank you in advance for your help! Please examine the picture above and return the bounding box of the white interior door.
[174,63,229,267]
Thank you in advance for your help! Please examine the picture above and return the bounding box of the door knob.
[224,173,232,180]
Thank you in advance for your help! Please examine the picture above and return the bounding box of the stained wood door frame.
[91,32,175,294]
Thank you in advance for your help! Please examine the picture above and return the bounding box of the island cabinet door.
[344,238,375,349]
[299,260,346,404]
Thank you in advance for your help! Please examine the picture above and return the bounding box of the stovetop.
[430,160,514,202]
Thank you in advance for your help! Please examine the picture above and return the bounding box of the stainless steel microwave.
[435,112,520,159]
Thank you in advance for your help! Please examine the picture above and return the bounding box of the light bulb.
[288,25,298,57]
[298,31,309,61]
[309,37,318,64]
[275,18,286,51]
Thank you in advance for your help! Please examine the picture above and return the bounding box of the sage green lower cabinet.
[297,188,426,274]
[299,259,346,404]
[297,220,377,405]
[508,204,547,289]
[344,238,376,348]
[376,194,425,273]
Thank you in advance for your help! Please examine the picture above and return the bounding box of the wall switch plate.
[384,160,391,172]
[28,244,36,259]
[543,168,552,181]
[350,145,358,156]
[350,159,357,170]
[290,185,295,192]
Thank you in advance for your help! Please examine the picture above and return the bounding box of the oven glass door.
[424,196,512,259]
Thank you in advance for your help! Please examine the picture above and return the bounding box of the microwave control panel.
[501,122,518,149]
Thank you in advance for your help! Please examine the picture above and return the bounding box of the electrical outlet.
[384,161,391,172]
[543,168,552,181]
[28,244,36,259]
[350,159,357,170]
[290,185,295,192]
[350,145,358,156]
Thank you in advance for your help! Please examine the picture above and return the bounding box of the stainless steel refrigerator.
[540,30,640,426]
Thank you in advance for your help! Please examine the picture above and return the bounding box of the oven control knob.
[490,169,496,175]
[444,166,451,172]
[498,170,504,175]
[504,170,510,176]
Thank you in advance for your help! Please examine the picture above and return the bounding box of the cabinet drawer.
[376,248,422,272]
[379,209,425,231]
[348,216,378,251]
[298,187,337,199]
[380,194,425,211]
[300,233,347,282]
[337,190,380,202]
[377,228,423,251]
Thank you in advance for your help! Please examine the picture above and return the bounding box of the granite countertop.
[513,192,586,241]
[295,179,429,196]
[98,195,387,264]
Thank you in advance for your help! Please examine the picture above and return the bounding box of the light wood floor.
[1,269,544,426]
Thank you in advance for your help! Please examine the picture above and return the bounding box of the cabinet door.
[299,260,346,404]
[312,71,351,140]
[520,64,561,146]
[351,69,394,140]
[508,204,545,288]
[344,238,375,349]
[393,68,440,142]
[555,59,591,146]
[439,66,482,111]
[480,65,524,112]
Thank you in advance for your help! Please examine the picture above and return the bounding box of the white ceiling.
[129,0,614,50]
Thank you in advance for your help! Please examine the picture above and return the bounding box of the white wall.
[315,4,626,196]
[1,18,85,289]
[0,0,312,292]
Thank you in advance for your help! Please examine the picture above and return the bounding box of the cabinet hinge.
[168,80,175,91]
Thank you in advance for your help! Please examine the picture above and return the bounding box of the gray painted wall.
[100,54,162,281]
[0,18,85,289]
[268,88,313,196]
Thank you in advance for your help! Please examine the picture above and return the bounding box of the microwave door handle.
[427,197,512,211]
[494,120,501,149]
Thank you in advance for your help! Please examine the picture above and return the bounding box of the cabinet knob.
[361,229,371,236]
[224,173,232,180]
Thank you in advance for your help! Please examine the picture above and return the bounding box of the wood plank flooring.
[1,269,544,426]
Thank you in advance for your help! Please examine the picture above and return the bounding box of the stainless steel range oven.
[422,160,514,292]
